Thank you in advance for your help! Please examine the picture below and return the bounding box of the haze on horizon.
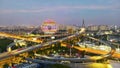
[0,0,120,26]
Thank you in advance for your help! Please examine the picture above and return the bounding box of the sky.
[0,0,120,26]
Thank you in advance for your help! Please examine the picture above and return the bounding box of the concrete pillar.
[7,47,11,52]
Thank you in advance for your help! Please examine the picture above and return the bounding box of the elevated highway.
[0,32,42,43]
[61,44,120,58]
[0,32,72,43]
[0,28,120,64]
[0,28,85,60]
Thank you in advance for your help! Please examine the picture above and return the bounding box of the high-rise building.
[82,19,85,28]
[99,25,109,31]
[87,25,99,31]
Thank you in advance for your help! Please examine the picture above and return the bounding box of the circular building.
[41,19,58,34]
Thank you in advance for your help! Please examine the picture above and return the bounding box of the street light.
[51,36,55,40]
[70,45,73,57]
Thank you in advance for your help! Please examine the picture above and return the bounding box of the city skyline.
[0,0,120,26]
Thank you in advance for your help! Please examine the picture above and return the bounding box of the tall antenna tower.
[82,19,85,28]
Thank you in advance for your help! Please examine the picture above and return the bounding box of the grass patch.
[0,38,13,52]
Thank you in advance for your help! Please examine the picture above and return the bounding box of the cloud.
[0,5,119,14]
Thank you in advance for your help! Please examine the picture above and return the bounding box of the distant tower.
[82,19,85,28]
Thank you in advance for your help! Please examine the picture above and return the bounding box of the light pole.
[70,45,73,57]
[70,47,71,57]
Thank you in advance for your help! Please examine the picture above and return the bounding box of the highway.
[61,44,120,58]
[0,28,120,61]
[25,57,120,68]
[0,32,71,43]
[0,32,43,43]
[0,28,84,60]
[34,54,97,63]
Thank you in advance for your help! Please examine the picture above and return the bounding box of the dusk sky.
[0,0,120,26]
